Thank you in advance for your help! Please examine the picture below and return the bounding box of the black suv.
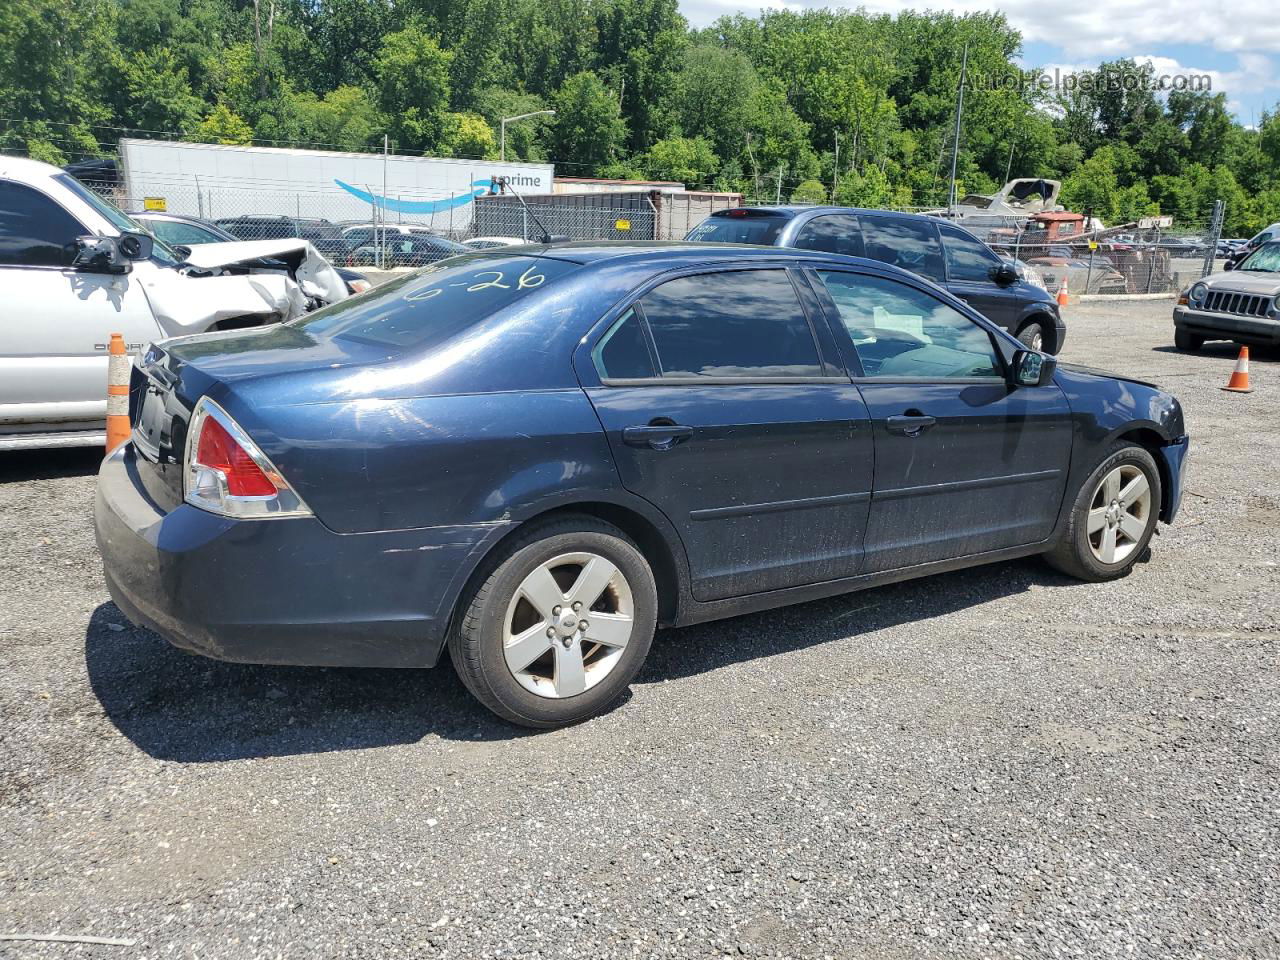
[687,206,1065,353]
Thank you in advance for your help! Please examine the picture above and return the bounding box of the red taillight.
[194,415,277,496]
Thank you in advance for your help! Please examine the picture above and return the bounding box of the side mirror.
[1011,349,1056,387]
[117,231,154,261]
[1223,259,1235,271]
[72,235,131,274]
[990,262,1019,286]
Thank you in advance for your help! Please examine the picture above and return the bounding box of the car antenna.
[493,176,566,245]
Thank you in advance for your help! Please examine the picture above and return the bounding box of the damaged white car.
[0,156,349,449]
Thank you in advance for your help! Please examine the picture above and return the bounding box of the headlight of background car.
[1189,282,1207,305]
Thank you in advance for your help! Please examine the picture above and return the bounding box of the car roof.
[483,240,938,287]
[708,205,946,226]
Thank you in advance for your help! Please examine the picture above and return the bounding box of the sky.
[679,0,1280,125]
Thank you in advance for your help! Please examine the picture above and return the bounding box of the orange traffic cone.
[1221,345,1253,394]
[106,332,131,453]
[1056,275,1069,307]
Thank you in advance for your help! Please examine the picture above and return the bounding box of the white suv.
[0,157,348,450]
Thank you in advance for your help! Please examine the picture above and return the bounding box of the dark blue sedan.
[95,243,1189,727]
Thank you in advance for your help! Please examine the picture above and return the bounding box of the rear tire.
[1046,442,1161,582]
[1174,328,1204,352]
[448,516,658,728]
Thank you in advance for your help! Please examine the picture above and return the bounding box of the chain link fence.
[83,176,1224,293]
[950,211,1224,295]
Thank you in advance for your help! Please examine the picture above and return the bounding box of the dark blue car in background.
[95,243,1188,727]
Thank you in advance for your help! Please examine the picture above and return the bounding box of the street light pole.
[500,110,556,162]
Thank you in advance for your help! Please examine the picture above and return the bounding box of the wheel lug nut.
[552,605,561,616]
[546,627,555,638]
[579,620,589,631]
[572,601,582,611]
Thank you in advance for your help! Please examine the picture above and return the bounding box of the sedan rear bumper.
[95,444,512,668]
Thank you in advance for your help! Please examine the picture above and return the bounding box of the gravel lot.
[2,298,1278,959]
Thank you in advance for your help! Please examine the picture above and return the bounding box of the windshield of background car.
[1238,242,1280,272]
[685,213,788,245]
[53,173,182,266]
[292,254,583,350]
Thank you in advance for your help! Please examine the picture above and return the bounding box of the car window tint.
[859,215,945,283]
[793,215,864,257]
[939,223,1000,281]
[593,309,655,379]
[815,270,1000,379]
[640,270,822,379]
[344,229,374,246]
[0,180,85,267]
[148,220,221,245]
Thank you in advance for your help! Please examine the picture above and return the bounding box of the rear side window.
[685,213,788,245]
[793,214,864,257]
[860,215,945,283]
[638,269,823,379]
[939,223,1000,282]
[294,254,582,351]
[815,270,1000,379]
[593,309,655,379]
[0,180,85,267]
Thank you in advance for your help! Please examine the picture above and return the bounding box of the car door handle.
[886,414,937,437]
[622,424,694,451]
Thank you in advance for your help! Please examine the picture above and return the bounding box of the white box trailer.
[117,138,554,234]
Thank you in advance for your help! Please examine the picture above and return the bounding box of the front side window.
[793,215,864,258]
[859,215,945,283]
[638,269,823,379]
[0,180,85,267]
[939,223,1001,282]
[815,270,1001,379]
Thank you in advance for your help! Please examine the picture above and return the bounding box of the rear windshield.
[686,213,788,245]
[292,254,582,350]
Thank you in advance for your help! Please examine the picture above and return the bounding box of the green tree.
[791,178,827,203]
[642,136,718,186]
[375,20,452,152]
[549,70,627,173]
[439,111,498,159]
[291,85,382,150]
[187,104,254,145]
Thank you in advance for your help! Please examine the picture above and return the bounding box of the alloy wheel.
[502,552,635,699]
[1087,464,1152,564]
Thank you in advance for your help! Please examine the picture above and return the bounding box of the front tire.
[1174,328,1204,352]
[1017,320,1046,353]
[448,516,658,728]
[1046,442,1161,582]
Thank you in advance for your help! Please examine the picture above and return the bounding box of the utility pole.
[948,41,969,214]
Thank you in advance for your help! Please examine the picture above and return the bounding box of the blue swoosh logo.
[334,178,493,213]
